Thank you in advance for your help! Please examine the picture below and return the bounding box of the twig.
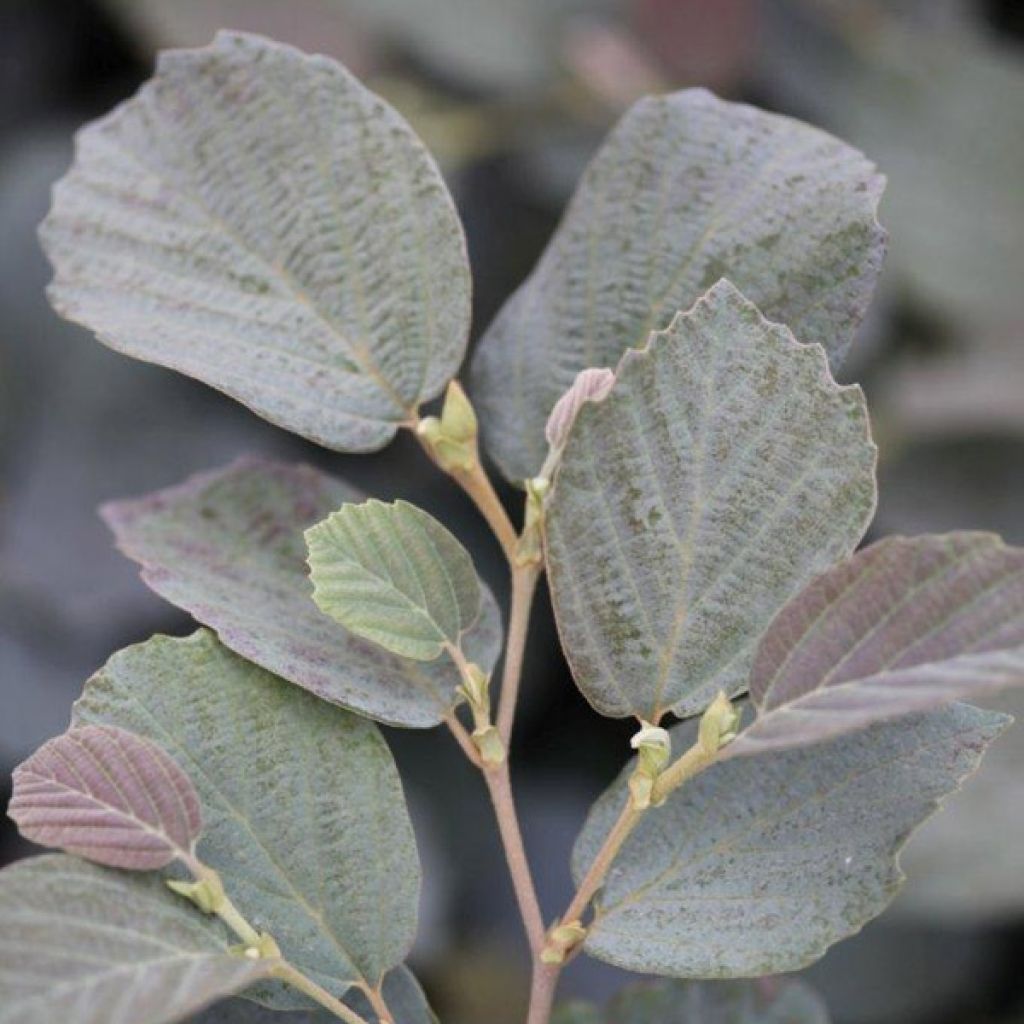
[497,564,541,745]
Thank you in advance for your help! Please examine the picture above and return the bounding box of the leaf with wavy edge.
[545,281,876,721]
[579,978,830,1024]
[41,31,471,452]
[0,855,270,1024]
[730,533,1024,756]
[470,87,885,483]
[102,457,501,727]
[572,705,1007,978]
[10,725,201,870]
[307,500,481,661]
[72,630,420,1006]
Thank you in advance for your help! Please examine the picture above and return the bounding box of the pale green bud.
[698,691,741,753]
[439,380,478,442]
[472,724,506,766]
[167,874,225,915]
[541,920,587,964]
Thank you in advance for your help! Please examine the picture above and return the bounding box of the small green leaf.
[0,855,271,1024]
[545,281,877,721]
[307,499,481,661]
[103,457,501,727]
[601,978,829,1024]
[10,724,202,870]
[41,31,471,452]
[72,630,420,1005]
[572,705,1007,978]
[731,532,1024,756]
[470,88,885,483]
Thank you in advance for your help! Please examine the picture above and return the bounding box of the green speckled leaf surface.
[572,705,1006,977]
[41,31,471,452]
[72,631,420,1003]
[103,458,501,727]
[0,855,269,1024]
[471,88,885,482]
[545,281,876,721]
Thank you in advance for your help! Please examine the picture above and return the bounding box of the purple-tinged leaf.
[9,724,201,869]
[730,533,1024,756]
[101,456,501,728]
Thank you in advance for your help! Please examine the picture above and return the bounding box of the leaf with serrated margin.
[194,965,435,1024]
[545,281,876,721]
[103,457,501,727]
[40,31,471,452]
[470,88,885,483]
[572,705,1007,978]
[0,855,271,1024]
[307,500,481,661]
[72,630,420,1006]
[10,724,201,870]
[599,978,829,1024]
[730,533,1024,756]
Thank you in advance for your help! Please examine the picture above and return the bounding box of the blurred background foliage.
[0,1,1021,1022]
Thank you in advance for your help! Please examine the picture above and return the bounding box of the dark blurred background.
[1,1,1022,1022]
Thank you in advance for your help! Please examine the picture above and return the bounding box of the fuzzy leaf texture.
[470,88,886,482]
[557,978,830,1024]
[40,31,471,451]
[72,630,420,1006]
[0,855,270,1024]
[572,705,1007,977]
[306,499,482,661]
[103,458,501,727]
[545,281,877,721]
[9,724,200,869]
[731,533,1024,755]
[193,966,436,1024]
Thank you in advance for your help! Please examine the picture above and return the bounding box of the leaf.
[72,630,420,1004]
[40,31,471,453]
[102,457,501,727]
[306,499,481,661]
[896,687,1024,923]
[0,854,271,1024]
[9,724,201,870]
[470,88,886,482]
[600,978,829,1024]
[343,965,438,1024]
[193,965,434,1024]
[572,704,1007,978]
[731,533,1024,756]
[545,281,876,721]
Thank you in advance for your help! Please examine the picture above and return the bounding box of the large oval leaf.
[731,533,1024,756]
[470,88,885,482]
[307,500,481,661]
[545,281,877,721]
[591,978,829,1024]
[10,724,201,870]
[103,457,501,727]
[0,854,270,1024]
[72,630,420,1002]
[40,31,471,452]
[572,704,1007,978]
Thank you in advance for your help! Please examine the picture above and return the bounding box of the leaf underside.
[731,532,1024,755]
[0,855,269,1024]
[307,499,481,661]
[572,704,1007,978]
[568,978,830,1024]
[470,87,886,483]
[72,630,420,1005]
[9,724,201,870]
[102,457,501,727]
[40,31,471,452]
[545,281,877,721]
